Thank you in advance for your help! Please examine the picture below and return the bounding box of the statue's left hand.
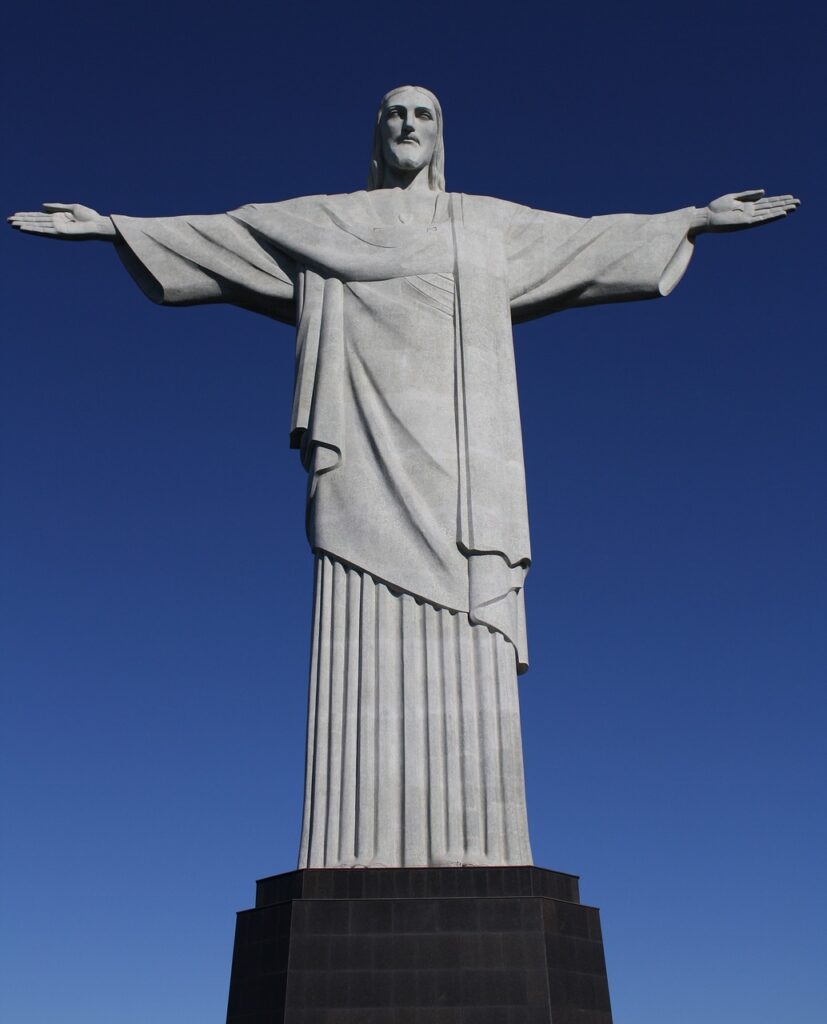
[698,190,800,233]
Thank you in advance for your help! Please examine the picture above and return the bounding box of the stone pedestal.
[226,866,613,1023]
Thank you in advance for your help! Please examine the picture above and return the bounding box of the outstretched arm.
[8,203,117,240]
[8,200,296,322]
[690,189,799,235]
[506,186,800,322]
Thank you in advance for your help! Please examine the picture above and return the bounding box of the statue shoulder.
[232,193,326,215]
[233,191,372,223]
[449,192,534,228]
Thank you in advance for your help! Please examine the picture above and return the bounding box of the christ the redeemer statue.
[10,86,799,871]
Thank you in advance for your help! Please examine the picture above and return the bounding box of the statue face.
[379,88,438,176]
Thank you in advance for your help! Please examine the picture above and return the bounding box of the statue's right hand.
[7,203,117,240]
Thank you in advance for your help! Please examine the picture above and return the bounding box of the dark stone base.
[226,866,613,1023]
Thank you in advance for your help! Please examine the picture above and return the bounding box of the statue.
[9,86,799,871]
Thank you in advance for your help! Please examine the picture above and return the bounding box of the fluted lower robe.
[299,556,532,868]
[111,190,697,869]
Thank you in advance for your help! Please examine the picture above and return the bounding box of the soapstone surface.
[8,86,799,869]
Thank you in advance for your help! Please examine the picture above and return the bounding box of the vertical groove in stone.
[458,612,483,860]
[372,578,381,858]
[324,560,345,864]
[403,595,428,866]
[452,610,468,854]
[474,625,491,858]
[355,571,375,862]
[424,603,443,864]
[500,632,533,865]
[375,582,402,866]
[493,634,508,863]
[335,563,348,863]
[399,595,407,864]
[441,610,462,861]
[297,554,533,869]
[352,570,363,860]
[298,556,323,868]
[480,626,501,861]
[310,556,334,866]
[337,567,360,862]
[437,610,449,854]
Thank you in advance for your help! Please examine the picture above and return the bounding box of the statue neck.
[380,164,433,192]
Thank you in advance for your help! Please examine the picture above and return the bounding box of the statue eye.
[417,109,433,119]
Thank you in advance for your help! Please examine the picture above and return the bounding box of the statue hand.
[700,190,800,233]
[7,203,117,240]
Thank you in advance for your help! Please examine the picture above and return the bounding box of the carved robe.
[113,189,695,866]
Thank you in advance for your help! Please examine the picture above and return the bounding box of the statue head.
[367,86,445,192]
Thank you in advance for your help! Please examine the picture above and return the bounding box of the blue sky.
[2,1,824,1022]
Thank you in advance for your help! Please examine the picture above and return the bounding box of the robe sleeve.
[505,204,698,324]
[111,209,297,324]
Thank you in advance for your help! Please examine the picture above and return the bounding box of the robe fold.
[112,189,696,866]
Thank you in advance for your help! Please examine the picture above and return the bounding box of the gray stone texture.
[7,85,799,870]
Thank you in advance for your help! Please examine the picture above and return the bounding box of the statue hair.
[367,86,445,192]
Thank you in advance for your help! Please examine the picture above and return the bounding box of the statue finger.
[765,196,797,207]
[42,202,76,212]
[9,212,54,222]
[754,196,794,208]
[18,223,58,234]
[759,199,799,214]
[732,189,765,202]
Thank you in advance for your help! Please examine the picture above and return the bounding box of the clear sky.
[2,1,824,1022]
